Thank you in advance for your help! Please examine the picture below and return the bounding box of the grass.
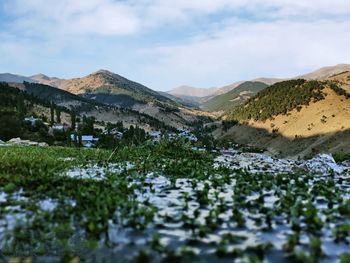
[0,142,350,262]
[333,152,350,163]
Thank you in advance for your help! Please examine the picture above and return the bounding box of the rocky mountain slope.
[33,70,173,107]
[1,71,212,130]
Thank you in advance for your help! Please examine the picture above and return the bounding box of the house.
[82,136,99,148]
[103,128,123,139]
[52,123,70,131]
[148,131,161,142]
[70,134,99,148]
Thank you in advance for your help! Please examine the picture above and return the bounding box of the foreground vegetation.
[0,141,350,262]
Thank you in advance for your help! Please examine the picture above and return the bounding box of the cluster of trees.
[329,82,350,99]
[0,82,72,143]
[97,124,147,149]
[228,80,325,121]
[222,120,239,132]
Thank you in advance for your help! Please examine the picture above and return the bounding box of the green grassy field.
[0,143,350,262]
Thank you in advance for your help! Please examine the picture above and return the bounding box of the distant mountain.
[0,73,37,84]
[31,70,188,111]
[32,70,173,107]
[168,79,283,99]
[168,85,220,98]
[31,73,67,88]
[169,64,350,102]
[2,71,211,130]
[158,92,201,108]
[251,77,284,85]
[202,81,268,112]
[297,64,350,80]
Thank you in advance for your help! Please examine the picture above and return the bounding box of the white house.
[82,136,99,148]
[148,131,161,142]
[52,123,70,131]
[70,134,99,148]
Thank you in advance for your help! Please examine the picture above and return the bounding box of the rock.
[215,151,348,175]
[7,138,48,147]
[302,154,343,174]
[8,137,22,144]
[0,140,4,144]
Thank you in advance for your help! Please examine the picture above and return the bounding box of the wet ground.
[1,154,350,262]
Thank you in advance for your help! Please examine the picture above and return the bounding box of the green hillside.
[202,81,268,112]
[227,79,326,121]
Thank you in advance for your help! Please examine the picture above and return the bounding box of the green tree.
[50,103,55,125]
[0,110,22,141]
[70,111,76,130]
[56,108,61,123]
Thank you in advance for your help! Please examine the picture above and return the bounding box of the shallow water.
[1,156,350,262]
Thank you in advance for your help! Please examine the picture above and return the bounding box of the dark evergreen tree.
[70,111,76,130]
[50,103,55,125]
[56,108,61,123]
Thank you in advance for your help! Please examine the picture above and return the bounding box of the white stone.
[7,138,48,147]
[303,154,343,174]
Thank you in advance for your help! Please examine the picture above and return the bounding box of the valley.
[0,64,350,263]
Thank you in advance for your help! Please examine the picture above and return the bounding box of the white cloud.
[141,18,350,88]
[1,0,350,90]
[4,0,140,36]
[4,0,350,37]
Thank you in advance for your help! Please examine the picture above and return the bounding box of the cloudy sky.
[1,0,350,91]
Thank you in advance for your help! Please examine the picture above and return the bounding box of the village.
[1,115,349,178]
[1,114,202,149]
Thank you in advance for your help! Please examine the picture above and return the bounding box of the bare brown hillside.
[216,75,350,158]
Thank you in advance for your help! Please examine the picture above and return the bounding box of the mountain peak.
[31,73,50,80]
[93,69,115,75]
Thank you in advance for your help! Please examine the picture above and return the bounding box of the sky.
[1,0,350,91]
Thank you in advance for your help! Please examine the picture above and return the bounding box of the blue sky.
[1,0,350,91]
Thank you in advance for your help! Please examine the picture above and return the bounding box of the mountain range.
[1,63,349,157]
[168,64,350,97]
[0,70,212,130]
[167,64,350,112]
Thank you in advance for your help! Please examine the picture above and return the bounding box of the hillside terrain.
[217,73,350,158]
[166,64,350,113]
[45,70,215,127]
[167,78,282,99]
[299,64,350,80]
[202,81,268,112]
[2,71,214,130]
[37,70,173,106]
